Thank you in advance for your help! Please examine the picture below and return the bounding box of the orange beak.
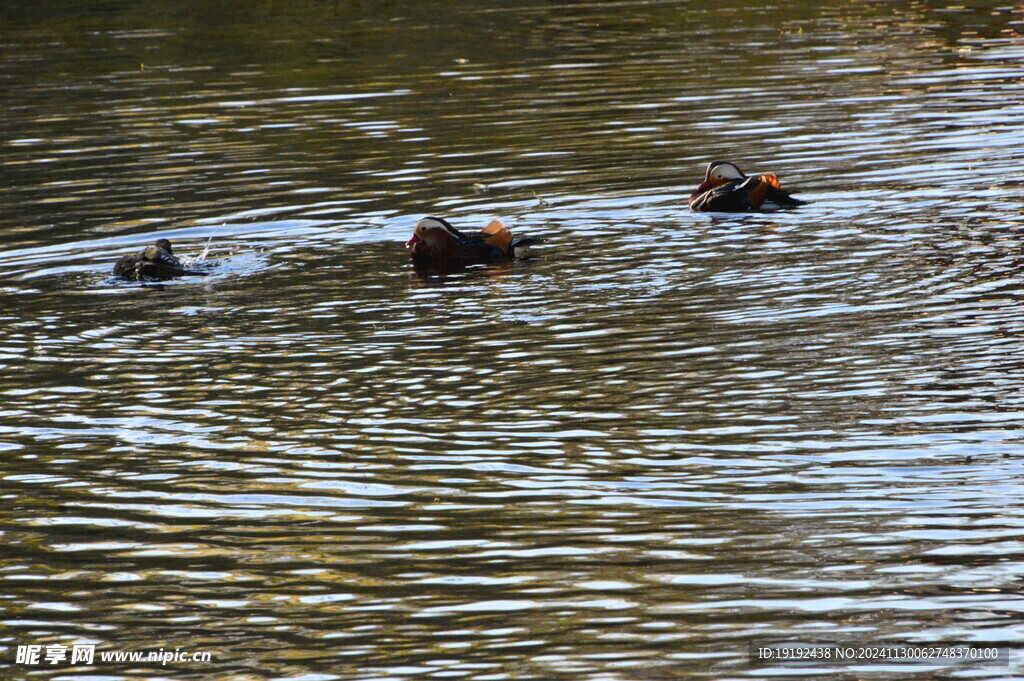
[406,234,421,248]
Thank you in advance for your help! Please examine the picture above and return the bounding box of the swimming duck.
[689,161,805,212]
[112,239,206,280]
[406,217,538,268]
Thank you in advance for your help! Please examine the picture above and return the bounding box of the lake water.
[3,1,1024,679]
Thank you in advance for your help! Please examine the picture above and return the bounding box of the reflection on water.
[3,1,1024,679]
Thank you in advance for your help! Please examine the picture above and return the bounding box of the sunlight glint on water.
[2,1,1024,679]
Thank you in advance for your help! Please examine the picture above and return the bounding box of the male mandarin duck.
[112,239,207,280]
[406,216,538,268]
[689,161,805,212]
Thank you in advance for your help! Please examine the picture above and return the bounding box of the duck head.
[691,161,746,198]
[141,239,182,267]
[142,244,163,261]
[406,217,463,262]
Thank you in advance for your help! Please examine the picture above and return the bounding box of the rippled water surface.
[3,1,1024,679]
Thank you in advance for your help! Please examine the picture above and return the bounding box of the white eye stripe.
[710,163,744,181]
[416,217,463,239]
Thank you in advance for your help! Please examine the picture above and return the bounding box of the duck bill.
[405,235,421,248]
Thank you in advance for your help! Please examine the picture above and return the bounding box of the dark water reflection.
[3,1,1024,679]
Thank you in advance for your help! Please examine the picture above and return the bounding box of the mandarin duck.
[112,239,207,280]
[406,217,538,268]
[689,161,805,212]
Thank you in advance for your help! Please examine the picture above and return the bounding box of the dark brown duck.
[112,239,207,280]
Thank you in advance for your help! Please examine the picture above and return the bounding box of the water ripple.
[3,1,1024,680]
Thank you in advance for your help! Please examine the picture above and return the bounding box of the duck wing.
[689,177,758,212]
[479,219,513,255]
[450,219,515,261]
[112,254,142,278]
[759,174,805,207]
[510,236,541,258]
[455,234,505,261]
